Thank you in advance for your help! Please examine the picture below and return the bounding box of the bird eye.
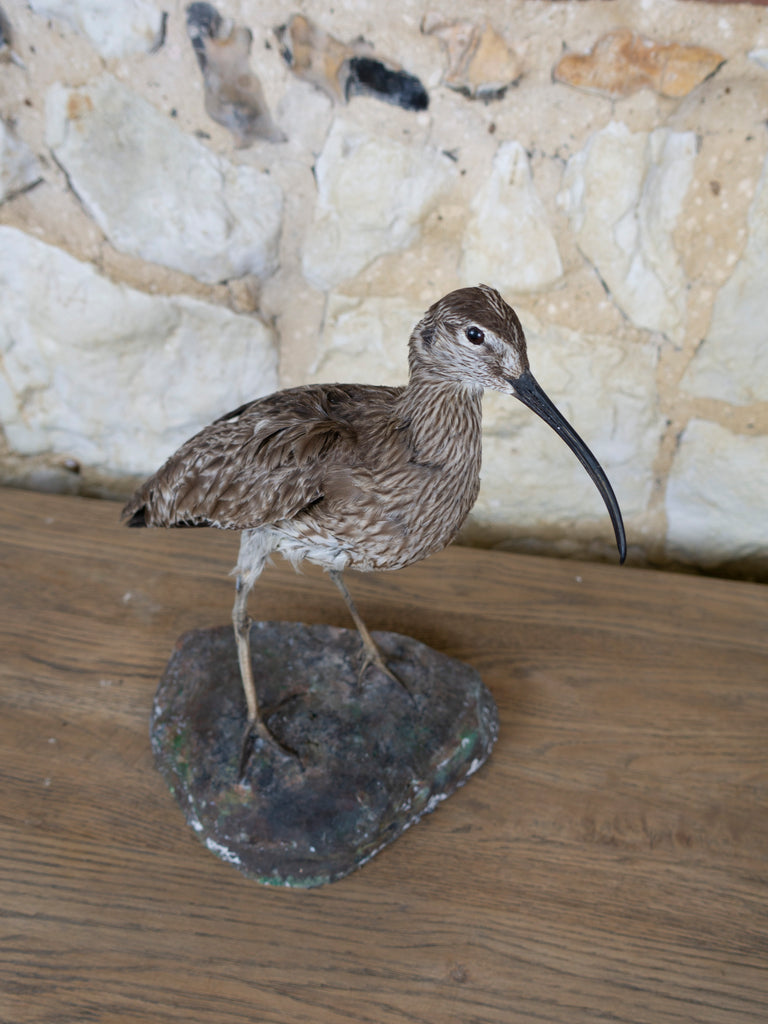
[465,326,485,345]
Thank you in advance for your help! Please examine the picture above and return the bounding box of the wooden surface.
[1,487,767,1024]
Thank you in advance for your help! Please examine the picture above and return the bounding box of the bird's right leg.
[232,574,258,723]
[232,574,296,775]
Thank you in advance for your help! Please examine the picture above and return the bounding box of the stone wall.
[1,0,766,578]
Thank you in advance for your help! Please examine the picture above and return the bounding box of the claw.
[358,648,415,704]
[237,715,301,780]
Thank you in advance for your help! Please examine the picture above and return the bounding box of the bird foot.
[237,714,301,780]
[358,648,414,703]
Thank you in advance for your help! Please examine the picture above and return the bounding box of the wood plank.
[1,487,766,1024]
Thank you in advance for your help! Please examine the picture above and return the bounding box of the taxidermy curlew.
[123,285,626,768]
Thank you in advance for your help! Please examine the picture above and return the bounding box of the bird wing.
[122,384,397,530]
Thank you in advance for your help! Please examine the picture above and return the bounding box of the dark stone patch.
[346,56,429,111]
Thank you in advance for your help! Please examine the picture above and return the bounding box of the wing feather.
[121,384,382,529]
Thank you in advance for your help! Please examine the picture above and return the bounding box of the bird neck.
[398,375,484,465]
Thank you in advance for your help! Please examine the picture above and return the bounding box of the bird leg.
[329,570,410,695]
[233,576,258,718]
[232,576,297,775]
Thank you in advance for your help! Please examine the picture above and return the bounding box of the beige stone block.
[554,30,724,99]
[422,15,521,100]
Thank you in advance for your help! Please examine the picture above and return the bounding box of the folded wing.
[122,385,366,530]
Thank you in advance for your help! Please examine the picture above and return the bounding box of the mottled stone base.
[151,622,498,888]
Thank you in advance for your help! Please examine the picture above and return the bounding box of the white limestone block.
[461,141,563,292]
[0,120,42,202]
[45,74,283,284]
[0,227,278,476]
[309,293,420,386]
[473,314,662,530]
[681,149,768,404]
[748,48,768,70]
[29,0,165,58]
[666,419,768,566]
[558,121,696,342]
[302,118,455,290]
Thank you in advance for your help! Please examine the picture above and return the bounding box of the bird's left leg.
[329,570,411,694]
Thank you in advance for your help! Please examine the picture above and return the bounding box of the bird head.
[409,283,531,390]
[410,285,627,563]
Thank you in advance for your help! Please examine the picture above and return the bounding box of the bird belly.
[274,527,352,573]
[235,524,352,586]
[299,464,480,573]
[237,456,481,579]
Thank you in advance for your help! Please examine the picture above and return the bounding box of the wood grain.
[1,487,766,1024]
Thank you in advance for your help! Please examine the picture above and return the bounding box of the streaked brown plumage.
[123,285,625,767]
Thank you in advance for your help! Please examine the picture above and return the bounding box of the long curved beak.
[509,370,626,564]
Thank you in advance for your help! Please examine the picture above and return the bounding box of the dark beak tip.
[512,371,627,569]
[612,501,627,566]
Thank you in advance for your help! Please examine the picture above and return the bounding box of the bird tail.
[123,505,148,527]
